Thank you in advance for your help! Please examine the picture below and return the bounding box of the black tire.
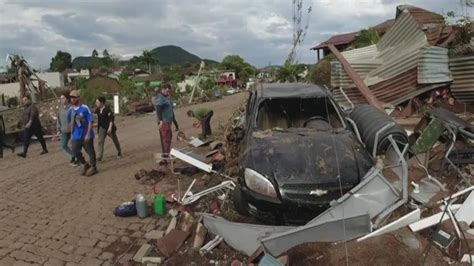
[232,185,249,216]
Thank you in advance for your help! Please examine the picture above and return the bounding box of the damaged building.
[312,5,474,114]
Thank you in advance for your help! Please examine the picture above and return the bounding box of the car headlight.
[244,168,277,198]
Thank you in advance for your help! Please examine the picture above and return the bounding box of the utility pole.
[188,61,205,104]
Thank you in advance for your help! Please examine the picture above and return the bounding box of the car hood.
[242,128,373,187]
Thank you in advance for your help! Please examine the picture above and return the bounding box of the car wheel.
[232,185,249,216]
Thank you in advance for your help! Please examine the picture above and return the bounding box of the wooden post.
[328,44,384,112]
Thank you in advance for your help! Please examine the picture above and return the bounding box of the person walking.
[57,92,77,166]
[95,96,122,161]
[17,95,48,158]
[155,83,178,165]
[67,90,97,176]
[0,114,15,158]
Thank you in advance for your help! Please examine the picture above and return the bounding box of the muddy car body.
[233,83,374,224]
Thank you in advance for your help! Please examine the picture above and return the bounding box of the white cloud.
[0,0,462,69]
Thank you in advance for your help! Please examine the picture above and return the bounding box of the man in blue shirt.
[67,90,97,176]
[155,83,178,165]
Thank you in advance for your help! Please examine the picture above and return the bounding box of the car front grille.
[280,183,354,204]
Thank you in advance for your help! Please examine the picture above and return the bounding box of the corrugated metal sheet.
[400,5,445,27]
[329,6,456,106]
[450,55,474,103]
[418,46,452,84]
[330,9,429,88]
[365,9,428,86]
[333,68,449,106]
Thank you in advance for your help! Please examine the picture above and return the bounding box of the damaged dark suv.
[233,83,374,224]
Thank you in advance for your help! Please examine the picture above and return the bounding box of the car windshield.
[255,97,344,131]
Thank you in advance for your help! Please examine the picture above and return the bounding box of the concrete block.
[142,256,164,264]
[133,243,152,263]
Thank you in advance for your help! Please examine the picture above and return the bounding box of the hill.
[150,45,200,66]
[72,45,219,69]
[71,56,102,69]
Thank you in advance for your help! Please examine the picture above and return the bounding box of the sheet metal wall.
[450,55,474,103]
[418,47,452,84]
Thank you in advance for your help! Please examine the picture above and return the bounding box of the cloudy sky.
[0,0,468,70]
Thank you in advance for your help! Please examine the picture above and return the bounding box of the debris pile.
[326,5,474,113]
[134,169,166,185]
[119,104,473,264]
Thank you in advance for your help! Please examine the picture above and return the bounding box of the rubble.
[193,223,208,250]
[133,243,153,263]
[357,208,421,241]
[156,229,190,257]
[141,256,164,264]
[199,235,224,256]
[144,230,165,240]
[165,216,178,235]
[134,169,165,184]
[116,84,472,265]
[201,213,295,256]
[177,211,196,232]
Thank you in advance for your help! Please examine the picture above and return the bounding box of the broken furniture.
[411,108,474,184]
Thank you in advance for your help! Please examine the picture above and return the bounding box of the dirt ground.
[0,92,471,266]
[0,93,248,265]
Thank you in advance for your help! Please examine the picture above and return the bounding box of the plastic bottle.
[154,194,166,216]
[136,194,148,219]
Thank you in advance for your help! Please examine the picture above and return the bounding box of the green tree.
[102,49,110,58]
[276,63,307,82]
[141,50,156,74]
[162,65,184,83]
[220,55,256,83]
[92,49,99,57]
[307,54,336,86]
[276,62,298,82]
[353,29,380,48]
[49,51,72,72]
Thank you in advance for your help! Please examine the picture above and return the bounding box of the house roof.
[311,19,396,50]
[312,32,359,50]
[372,19,396,33]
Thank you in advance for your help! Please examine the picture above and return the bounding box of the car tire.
[232,185,249,216]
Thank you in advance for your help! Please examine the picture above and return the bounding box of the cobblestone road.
[0,93,246,265]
